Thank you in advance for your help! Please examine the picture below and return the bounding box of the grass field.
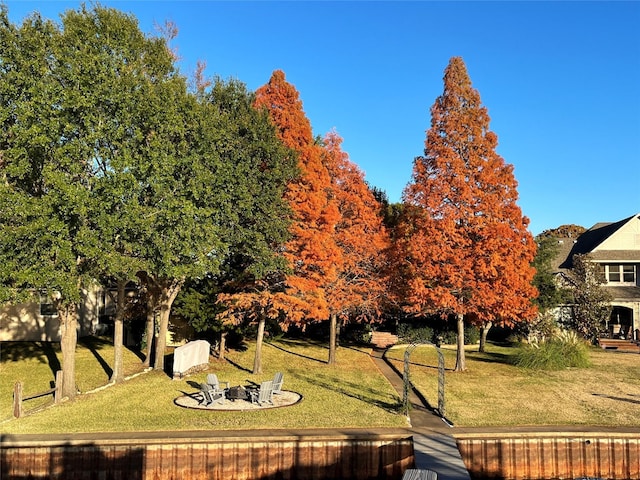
[0,337,407,434]
[2,338,639,434]
[384,343,640,427]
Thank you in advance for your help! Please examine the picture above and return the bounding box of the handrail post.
[13,381,23,418]
[54,370,63,404]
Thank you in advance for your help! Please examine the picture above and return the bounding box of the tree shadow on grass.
[0,342,52,364]
[80,337,113,379]
[223,357,252,374]
[41,342,62,377]
[466,351,514,365]
[126,344,145,362]
[593,393,640,405]
[265,341,326,364]
[292,370,402,413]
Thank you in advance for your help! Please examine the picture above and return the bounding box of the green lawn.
[0,337,407,434]
[385,343,640,427]
[2,338,639,434]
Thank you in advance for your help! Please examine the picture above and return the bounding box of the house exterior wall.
[594,218,640,251]
[0,287,102,342]
[553,214,640,340]
[0,301,61,342]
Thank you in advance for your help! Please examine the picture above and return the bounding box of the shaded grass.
[385,343,640,427]
[1,338,407,434]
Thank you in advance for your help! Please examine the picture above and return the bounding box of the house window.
[605,264,636,284]
[623,265,635,282]
[608,266,620,282]
[39,293,58,317]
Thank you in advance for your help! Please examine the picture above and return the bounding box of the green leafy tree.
[0,8,99,398]
[532,235,571,313]
[55,5,167,383]
[175,78,296,364]
[566,254,612,343]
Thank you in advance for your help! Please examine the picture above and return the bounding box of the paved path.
[370,348,471,480]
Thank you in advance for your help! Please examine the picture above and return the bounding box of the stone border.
[174,390,303,411]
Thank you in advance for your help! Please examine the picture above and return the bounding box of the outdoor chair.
[249,380,274,406]
[272,372,284,394]
[402,469,438,480]
[199,382,225,406]
[206,373,229,396]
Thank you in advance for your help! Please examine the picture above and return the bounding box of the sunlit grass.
[1,338,407,434]
[385,342,640,427]
[4,337,637,434]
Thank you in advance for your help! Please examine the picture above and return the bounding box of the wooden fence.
[12,370,63,418]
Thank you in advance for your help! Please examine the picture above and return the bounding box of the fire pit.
[226,385,250,401]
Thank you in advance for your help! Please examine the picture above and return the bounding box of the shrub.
[513,330,591,370]
[397,323,434,343]
[464,325,480,345]
[438,330,457,345]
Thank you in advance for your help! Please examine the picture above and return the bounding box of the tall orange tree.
[322,131,389,364]
[398,57,537,371]
[222,70,340,373]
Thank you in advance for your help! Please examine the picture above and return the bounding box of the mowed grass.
[385,343,640,427]
[0,338,407,434]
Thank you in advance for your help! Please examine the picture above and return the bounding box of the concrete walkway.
[370,348,471,480]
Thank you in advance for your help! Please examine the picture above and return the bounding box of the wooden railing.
[12,370,63,418]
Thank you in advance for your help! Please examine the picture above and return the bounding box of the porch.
[597,338,640,353]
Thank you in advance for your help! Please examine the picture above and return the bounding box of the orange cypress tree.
[398,57,537,371]
[217,71,340,373]
[253,70,341,321]
[322,130,390,364]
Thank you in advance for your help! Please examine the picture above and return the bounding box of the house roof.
[556,213,640,270]
[607,285,640,301]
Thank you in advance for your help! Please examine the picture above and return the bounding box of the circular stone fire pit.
[174,390,303,411]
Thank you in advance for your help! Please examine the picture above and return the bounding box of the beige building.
[553,213,640,339]
[0,287,103,342]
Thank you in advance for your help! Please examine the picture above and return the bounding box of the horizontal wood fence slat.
[12,370,63,418]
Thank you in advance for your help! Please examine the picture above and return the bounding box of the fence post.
[54,370,63,404]
[13,381,23,418]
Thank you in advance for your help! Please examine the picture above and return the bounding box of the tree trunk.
[454,313,466,372]
[58,303,78,400]
[479,321,492,353]
[219,331,227,361]
[154,306,170,371]
[153,277,184,371]
[143,307,154,368]
[253,317,266,374]
[111,280,126,383]
[328,313,337,365]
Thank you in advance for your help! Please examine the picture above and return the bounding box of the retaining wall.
[0,431,415,480]
[456,430,640,479]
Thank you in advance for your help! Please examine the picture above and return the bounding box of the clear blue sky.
[5,1,640,235]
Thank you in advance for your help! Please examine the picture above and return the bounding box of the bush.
[397,323,434,343]
[513,330,591,370]
[464,325,480,345]
[397,321,479,345]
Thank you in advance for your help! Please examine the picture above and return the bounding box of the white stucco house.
[552,213,640,340]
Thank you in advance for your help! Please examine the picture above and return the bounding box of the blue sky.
[5,1,640,235]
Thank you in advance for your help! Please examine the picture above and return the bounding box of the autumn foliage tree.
[322,131,389,364]
[221,70,340,373]
[396,57,538,371]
